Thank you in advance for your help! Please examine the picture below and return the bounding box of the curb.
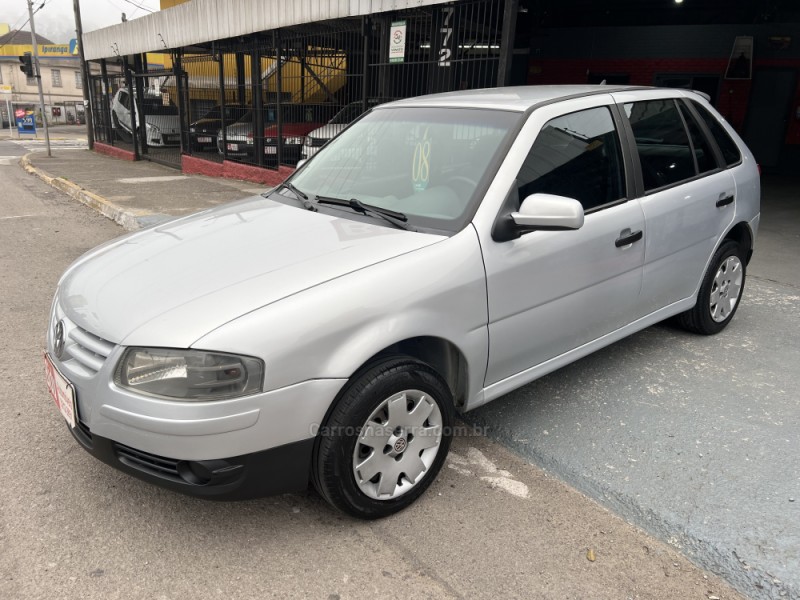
[19,153,171,231]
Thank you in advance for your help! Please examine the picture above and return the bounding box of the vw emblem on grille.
[53,320,65,359]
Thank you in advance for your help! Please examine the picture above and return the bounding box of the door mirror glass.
[512,193,585,232]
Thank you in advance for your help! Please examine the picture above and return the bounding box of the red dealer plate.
[44,352,77,429]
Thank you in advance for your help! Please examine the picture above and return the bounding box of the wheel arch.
[724,220,754,264]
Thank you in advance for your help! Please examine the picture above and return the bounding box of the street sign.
[0,85,12,94]
[389,21,406,64]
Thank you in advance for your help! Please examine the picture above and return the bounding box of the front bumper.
[47,302,345,498]
[68,420,314,499]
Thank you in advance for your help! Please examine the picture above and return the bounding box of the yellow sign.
[3,44,76,58]
[412,128,431,192]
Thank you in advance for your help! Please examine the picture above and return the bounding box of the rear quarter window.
[689,100,742,167]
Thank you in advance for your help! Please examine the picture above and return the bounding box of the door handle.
[615,230,643,247]
[716,195,734,208]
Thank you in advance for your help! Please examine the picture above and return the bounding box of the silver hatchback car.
[45,86,759,519]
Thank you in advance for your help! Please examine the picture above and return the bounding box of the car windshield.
[329,103,368,125]
[290,107,519,232]
[142,98,179,116]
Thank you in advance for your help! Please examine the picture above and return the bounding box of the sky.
[1,0,161,45]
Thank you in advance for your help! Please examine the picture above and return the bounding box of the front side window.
[517,106,626,212]
[625,99,695,192]
[51,69,62,87]
[289,107,520,232]
[689,100,742,167]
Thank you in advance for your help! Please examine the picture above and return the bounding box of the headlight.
[284,136,304,145]
[303,136,312,147]
[190,127,196,133]
[146,123,161,135]
[115,348,264,401]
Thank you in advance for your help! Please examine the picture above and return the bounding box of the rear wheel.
[677,240,745,335]
[312,357,454,519]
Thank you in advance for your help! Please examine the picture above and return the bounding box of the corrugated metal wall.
[83,0,457,60]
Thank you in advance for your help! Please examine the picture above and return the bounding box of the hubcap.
[710,255,743,322]
[352,389,443,500]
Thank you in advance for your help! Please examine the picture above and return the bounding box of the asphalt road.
[0,140,743,599]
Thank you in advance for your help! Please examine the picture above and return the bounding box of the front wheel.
[312,357,454,519]
[677,240,746,335]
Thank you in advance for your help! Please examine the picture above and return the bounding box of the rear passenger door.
[613,92,737,315]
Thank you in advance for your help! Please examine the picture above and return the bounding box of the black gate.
[89,0,506,174]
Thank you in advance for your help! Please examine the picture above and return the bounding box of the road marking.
[117,176,189,184]
[10,139,88,152]
[447,447,530,499]
[0,214,43,221]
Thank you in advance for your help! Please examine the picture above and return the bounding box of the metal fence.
[88,0,506,172]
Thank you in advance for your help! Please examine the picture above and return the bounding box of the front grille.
[307,137,325,147]
[64,323,114,376]
[114,443,183,483]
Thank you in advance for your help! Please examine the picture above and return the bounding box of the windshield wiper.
[273,182,317,212]
[315,196,413,231]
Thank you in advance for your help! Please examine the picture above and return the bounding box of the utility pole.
[73,0,94,148]
[27,0,52,157]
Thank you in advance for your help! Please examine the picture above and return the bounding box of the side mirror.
[511,193,584,234]
[296,159,308,170]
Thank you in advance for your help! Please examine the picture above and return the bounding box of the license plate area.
[44,352,77,429]
[198,136,212,143]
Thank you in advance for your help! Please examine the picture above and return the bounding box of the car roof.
[380,85,650,112]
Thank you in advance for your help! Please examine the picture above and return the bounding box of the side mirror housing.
[295,159,308,170]
[511,193,584,234]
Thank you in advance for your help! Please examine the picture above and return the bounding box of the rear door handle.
[615,229,643,247]
[716,194,734,208]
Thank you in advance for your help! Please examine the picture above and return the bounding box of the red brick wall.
[94,142,135,161]
[181,154,295,185]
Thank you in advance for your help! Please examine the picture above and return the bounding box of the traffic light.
[19,53,34,78]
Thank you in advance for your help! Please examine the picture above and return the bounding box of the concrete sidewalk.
[21,149,269,230]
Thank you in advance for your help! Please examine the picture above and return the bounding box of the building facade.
[0,30,88,126]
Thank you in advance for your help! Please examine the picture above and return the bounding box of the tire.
[312,356,455,519]
[677,240,746,335]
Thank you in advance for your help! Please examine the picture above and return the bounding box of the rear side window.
[517,106,626,212]
[624,99,695,192]
[678,102,718,174]
[689,100,742,167]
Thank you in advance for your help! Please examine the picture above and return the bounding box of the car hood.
[223,122,253,139]
[264,122,323,137]
[59,196,443,347]
[306,123,347,141]
[191,118,221,132]
[144,114,181,134]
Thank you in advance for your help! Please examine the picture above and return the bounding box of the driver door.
[479,98,646,387]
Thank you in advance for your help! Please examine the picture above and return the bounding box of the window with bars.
[52,69,62,87]
[75,70,82,89]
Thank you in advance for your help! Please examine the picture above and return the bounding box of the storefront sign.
[16,110,36,135]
